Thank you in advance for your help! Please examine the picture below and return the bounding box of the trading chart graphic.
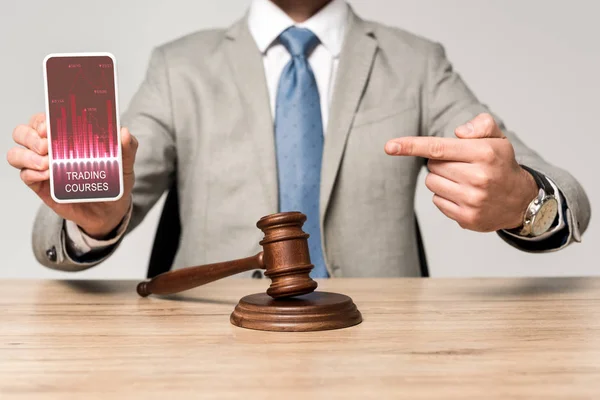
[45,54,122,201]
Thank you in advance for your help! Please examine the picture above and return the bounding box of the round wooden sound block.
[230,291,362,332]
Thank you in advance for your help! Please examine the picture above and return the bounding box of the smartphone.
[43,52,123,203]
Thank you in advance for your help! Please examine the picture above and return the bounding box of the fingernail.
[37,122,46,132]
[386,142,401,154]
[456,122,474,136]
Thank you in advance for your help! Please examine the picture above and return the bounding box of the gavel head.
[256,212,319,299]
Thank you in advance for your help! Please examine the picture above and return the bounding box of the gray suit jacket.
[32,9,591,277]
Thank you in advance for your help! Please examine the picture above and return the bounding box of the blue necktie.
[275,27,328,278]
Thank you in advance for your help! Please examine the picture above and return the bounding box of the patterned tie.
[275,27,328,278]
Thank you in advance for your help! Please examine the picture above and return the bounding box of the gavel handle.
[136,252,265,297]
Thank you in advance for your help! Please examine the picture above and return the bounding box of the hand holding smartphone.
[6,53,137,239]
[43,53,124,203]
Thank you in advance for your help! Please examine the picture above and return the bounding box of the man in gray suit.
[7,0,591,278]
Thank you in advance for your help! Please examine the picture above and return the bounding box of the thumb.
[455,113,505,139]
[120,127,138,175]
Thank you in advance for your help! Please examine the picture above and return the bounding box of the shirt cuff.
[64,202,133,257]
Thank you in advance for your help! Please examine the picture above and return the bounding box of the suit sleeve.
[423,43,591,251]
[32,47,177,271]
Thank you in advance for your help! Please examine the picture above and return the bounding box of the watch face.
[532,198,559,236]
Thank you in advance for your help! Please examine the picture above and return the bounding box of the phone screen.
[44,54,123,202]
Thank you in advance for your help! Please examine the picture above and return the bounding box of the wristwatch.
[508,165,559,238]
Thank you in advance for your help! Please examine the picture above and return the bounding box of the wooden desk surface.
[1,278,600,399]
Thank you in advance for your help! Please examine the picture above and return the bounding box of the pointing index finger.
[385,137,478,162]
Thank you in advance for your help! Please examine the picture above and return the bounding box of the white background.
[1,0,597,279]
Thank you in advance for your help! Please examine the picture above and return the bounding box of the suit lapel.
[224,18,278,212]
[222,12,377,219]
[320,12,378,222]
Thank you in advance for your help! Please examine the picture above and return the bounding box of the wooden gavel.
[136,212,319,299]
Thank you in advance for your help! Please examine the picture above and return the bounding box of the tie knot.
[279,27,320,58]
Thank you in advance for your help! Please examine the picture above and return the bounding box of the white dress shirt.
[65,0,568,256]
[248,0,348,132]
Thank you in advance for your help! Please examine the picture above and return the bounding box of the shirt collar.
[248,0,348,57]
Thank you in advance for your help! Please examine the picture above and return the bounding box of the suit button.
[252,270,262,279]
[46,246,57,262]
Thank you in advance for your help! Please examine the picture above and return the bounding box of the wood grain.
[1,278,600,399]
